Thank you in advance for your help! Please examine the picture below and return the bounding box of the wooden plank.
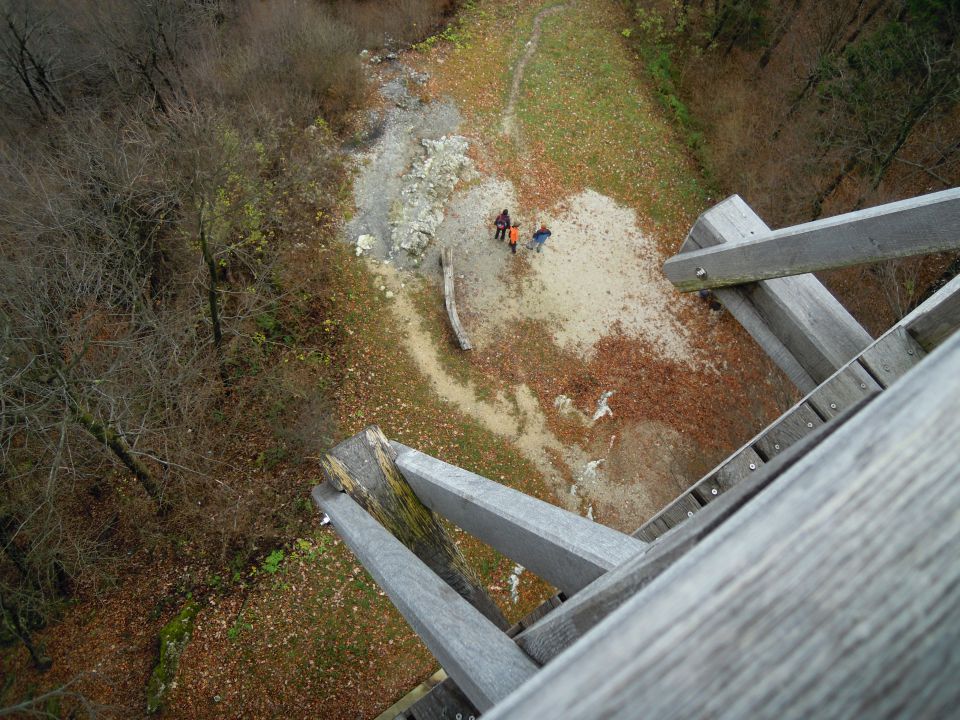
[906,281,960,352]
[312,484,537,712]
[690,447,762,505]
[403,677,479,720]
[744,274,873,384]
[393,443,645,596]
[320,426,507,629]
[515,410,862,666]
[441,246,473,351]
[404,594,563,720]
[753,402,822,460]
[858,326,926,388]
[485,332,960,719]
[711,286,817,393]
[807,363,881,420]
[664,188,960,290]
[713,447,763,491]
[682,195,872,389]
[648,492,703,534]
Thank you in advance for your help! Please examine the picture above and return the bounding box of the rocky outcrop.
[389,135,475,259]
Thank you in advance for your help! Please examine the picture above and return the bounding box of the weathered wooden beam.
[392,443,646,596]
[320,426,507,629]
[484,331,960,720]
[441,246,473,351]
[515,408,861,666]
[664,188,960,291]
[312,484,536,712]
[906,280,960,351]
[680,195,872,389]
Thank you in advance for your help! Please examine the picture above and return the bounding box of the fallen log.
[441,246,473,351]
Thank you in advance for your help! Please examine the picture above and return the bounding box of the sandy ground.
[344,11,725,528]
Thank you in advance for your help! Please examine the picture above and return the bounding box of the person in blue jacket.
[527,224,552,252]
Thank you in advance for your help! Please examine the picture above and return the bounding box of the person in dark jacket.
[494,209,510,241]
[527,224,551,252]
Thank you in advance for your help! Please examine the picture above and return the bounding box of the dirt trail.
[501,3,569,140]
[345,3,712,528]
[376,264,585,511]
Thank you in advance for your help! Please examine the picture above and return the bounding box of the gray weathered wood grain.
[906,280,960,352]
[441,246,473,351]
[744,274,873,384]
[515,410,860,667]
[392,443,645,596]
[858,326,926,388]
[752,402,821,460]
[485,331,960,720]
[682,195,871,389]
[664,187,960,290]
[401,677,478,720]
[321,427,507,628]
[807,363,880,419]
[312,484,536,712]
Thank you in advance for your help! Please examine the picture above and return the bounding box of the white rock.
[355,234,376,256]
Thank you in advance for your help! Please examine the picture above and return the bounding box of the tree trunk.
[812,155,859,219]
[757,0,802,70]
[69,399,167,511]
[0,593,51,671]
[198,209,227,385]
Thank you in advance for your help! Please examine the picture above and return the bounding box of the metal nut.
[749,463,757,470]
[774,443,781,450]
[687,511,694,517]
[830,403,837,409]
[807,422,814,428]
[695,267,707,279]
[711,488,718,495]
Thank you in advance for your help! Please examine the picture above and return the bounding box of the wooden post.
[319,426,507,629]
[906,283,960,351]
[663,188,960,291]
[484,331,960,720]
[441,246,473,350]
[392,442,646,596]
[312,484,537,711]
[675,195,872,390]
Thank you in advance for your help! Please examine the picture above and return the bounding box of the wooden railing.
[311,189,960,720]
[664,187,960,291]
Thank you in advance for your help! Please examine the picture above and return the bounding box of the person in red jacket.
[494,209,510,241]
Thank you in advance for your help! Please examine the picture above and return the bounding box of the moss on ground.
[146,600,200,714]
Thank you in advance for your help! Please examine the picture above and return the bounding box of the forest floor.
[3,1,797,718]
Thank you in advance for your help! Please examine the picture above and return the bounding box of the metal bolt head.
[774,443,781,450]
[907,349,915,355]
[861,383,867,389]
[749,463,757,470]
[687,511,694,517]
[830,403,837,409]
[711,488,718,495]
[807,422,814,428]
[695,267,707,279]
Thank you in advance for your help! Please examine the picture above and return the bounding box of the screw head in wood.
[908,349,915,355]
[749,463,757,470]
[830,403,837,409]
[711,488,718,495]
[695,267,707,278]
[687,511,694,517]
[807,422,814,428]
[774,443,781,450]
[861,383,867,389]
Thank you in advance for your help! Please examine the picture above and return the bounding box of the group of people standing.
[494,209,551,254]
